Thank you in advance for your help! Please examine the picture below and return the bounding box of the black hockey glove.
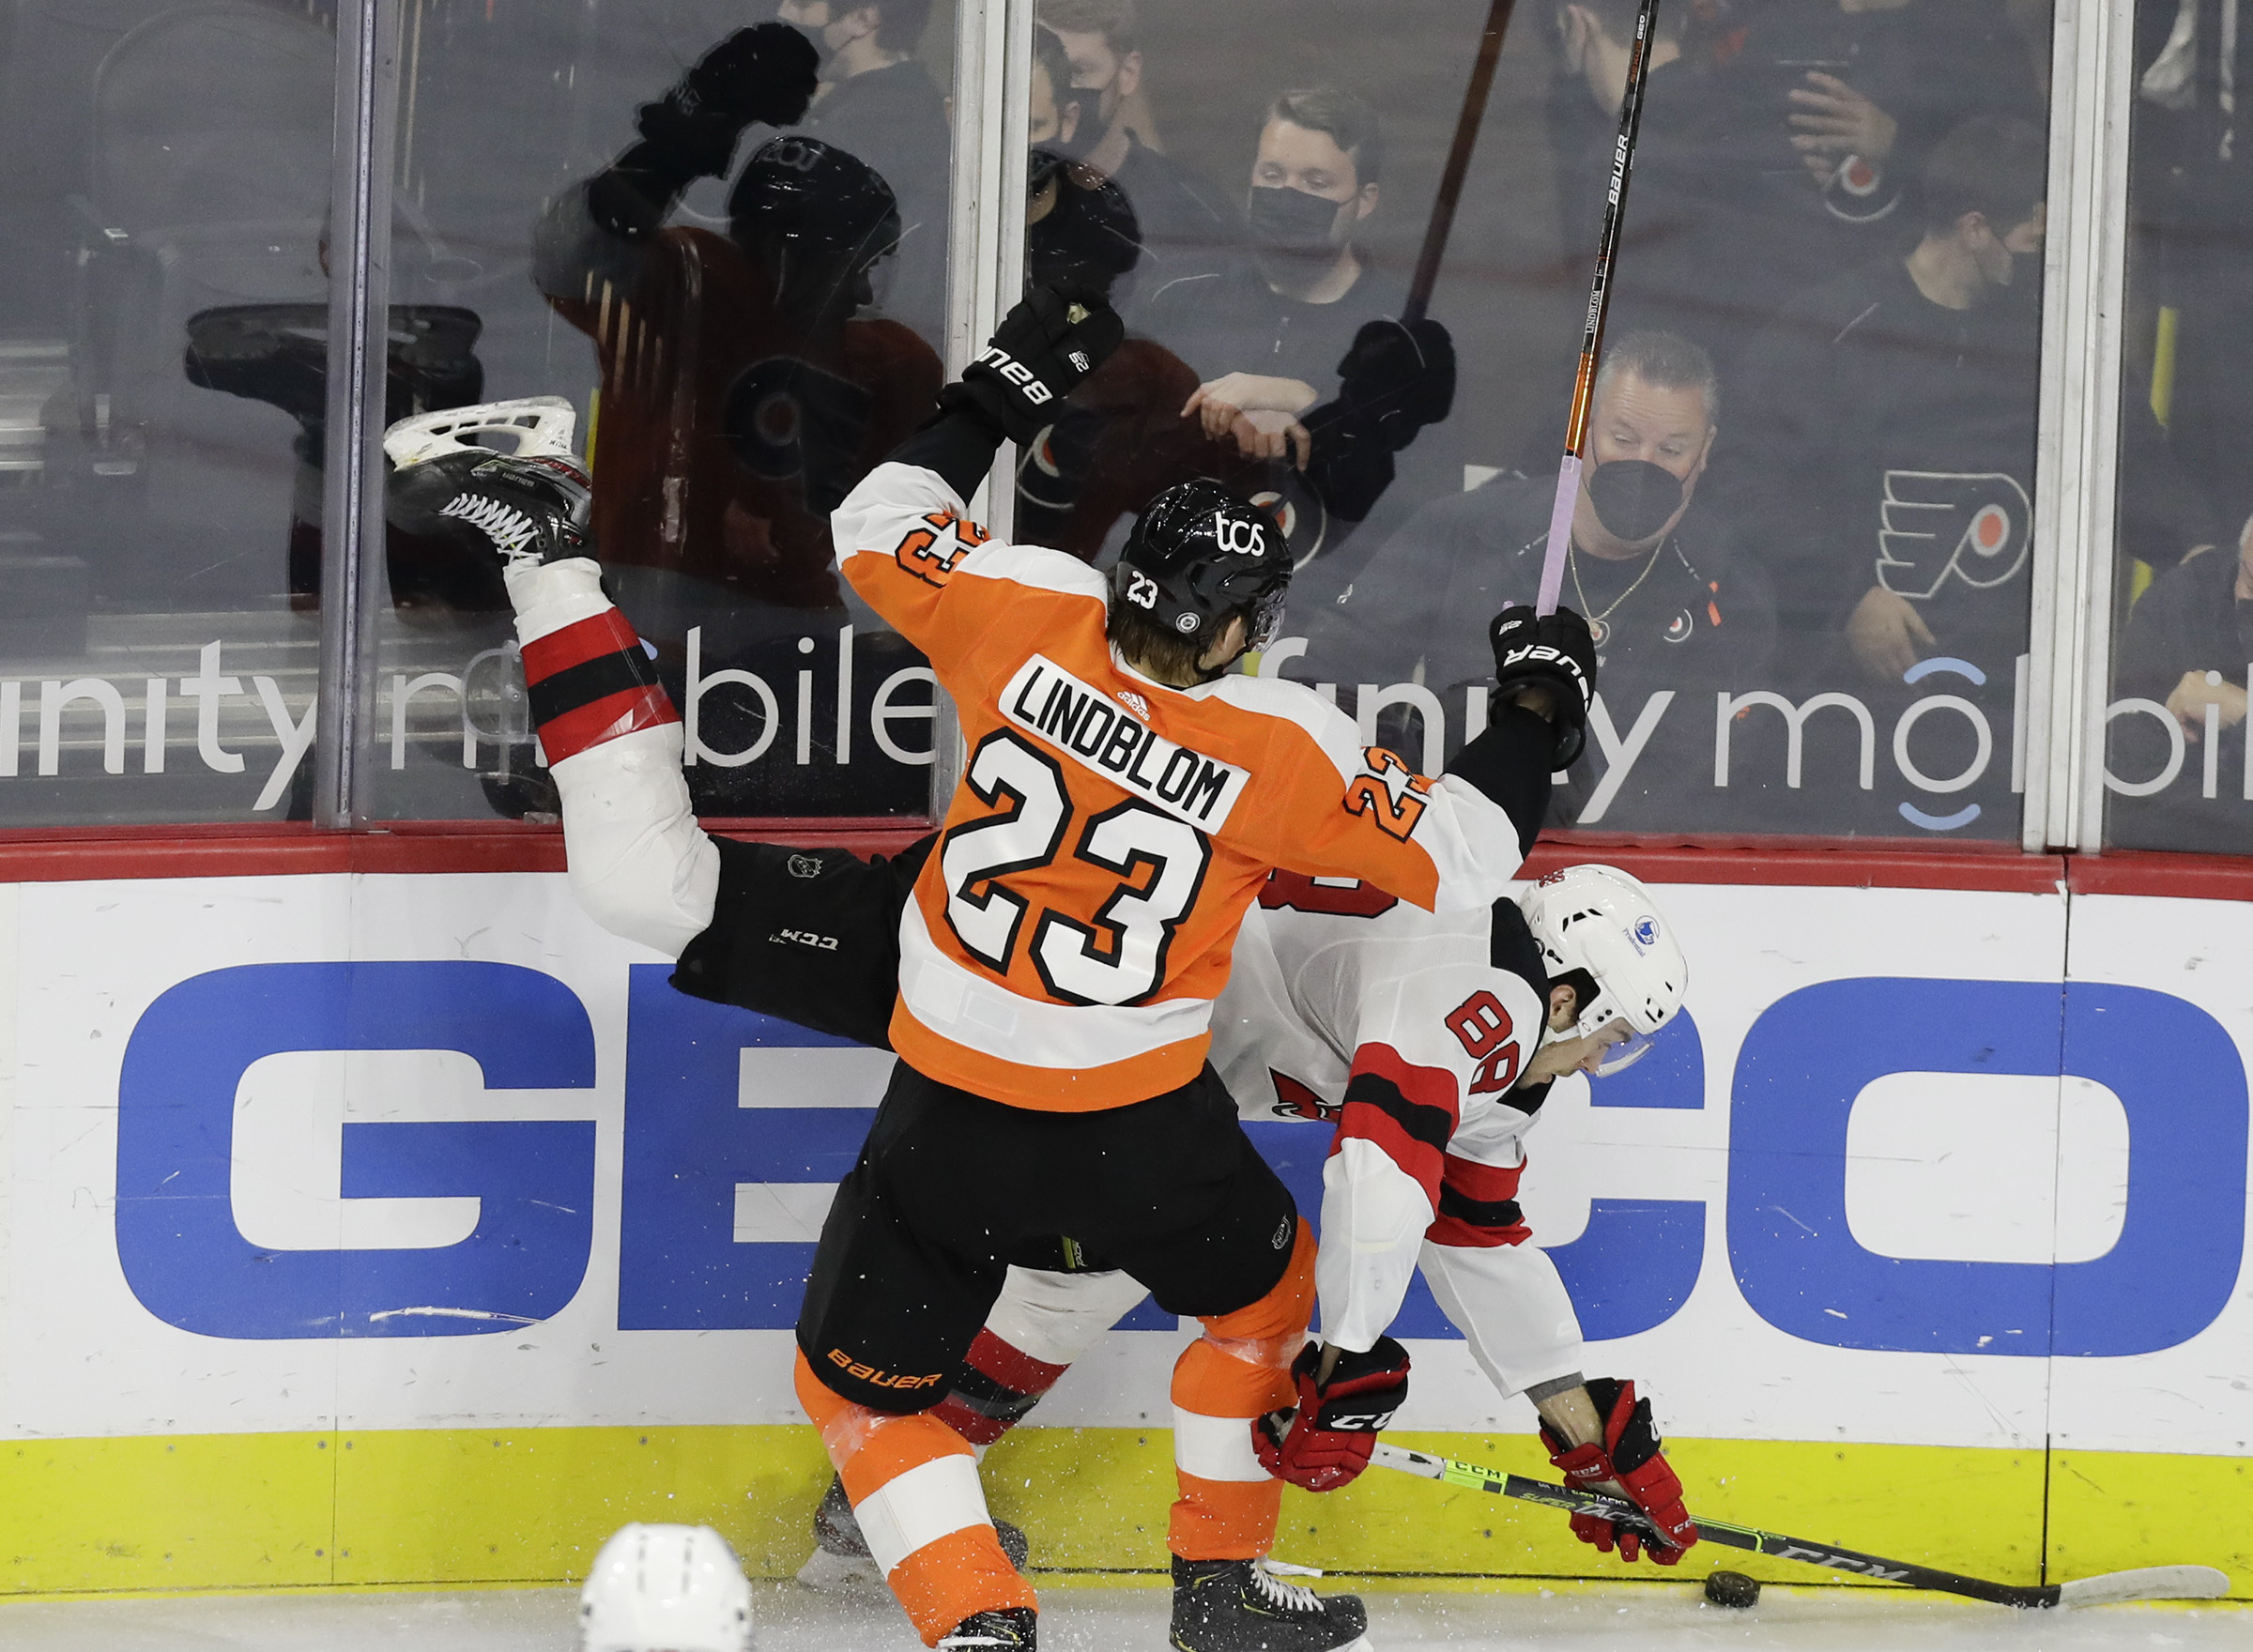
[943,283,1125,446]
[591,23,820,237]
[639,23,820,172]
[1490,604,1597,769]
[1336,317,1456,437]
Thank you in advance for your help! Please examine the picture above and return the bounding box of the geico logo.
[826,1348,943,1388]
[771,928,841,952]
[110,963,2244,1357]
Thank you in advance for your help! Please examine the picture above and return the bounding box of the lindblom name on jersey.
[1002,655,1249,830]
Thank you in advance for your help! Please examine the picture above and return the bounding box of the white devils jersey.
[1207,873,1556,1354]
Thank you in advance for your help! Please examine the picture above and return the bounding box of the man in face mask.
[1292,329,1777,833]
[1717,115,2047,693]
[1150,88,1431,498]
[1034,1,1241,310]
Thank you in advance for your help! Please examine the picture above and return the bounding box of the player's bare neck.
[1122,649,1202,689]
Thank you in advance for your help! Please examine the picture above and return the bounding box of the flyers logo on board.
[894,508,991,587]
[1876,471,2031,601]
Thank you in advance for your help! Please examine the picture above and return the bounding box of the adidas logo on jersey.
[1003,655,1249,829]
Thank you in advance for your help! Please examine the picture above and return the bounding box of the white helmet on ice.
[384,394,579,470]
[1518,864,1687,1075]
[579,1522,753,1652]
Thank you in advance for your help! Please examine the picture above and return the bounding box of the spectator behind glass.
[1140,86,1460,574]
[1036,0,1242,310]
[1297,331,1775,832]
[1543,0,1757,377]
[776,0,950,344]
[1011,44,1451,569]
[529,28,942,813]
[1717,114,2045,834]
[1546,0,2042,394]
[2107,514,2253,852]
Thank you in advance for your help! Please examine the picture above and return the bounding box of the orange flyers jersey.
[834,460,1526,1112]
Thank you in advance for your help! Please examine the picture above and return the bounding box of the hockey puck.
[1703,1568,1757,1604]
[1704,1570,1761,1609]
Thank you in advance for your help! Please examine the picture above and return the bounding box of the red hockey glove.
[1252,1338,1411,1492]
[1539,1378,1697,1565]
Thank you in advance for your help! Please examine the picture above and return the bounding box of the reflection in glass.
[0,0,340,824]
[2104,0,2253,853]
[375,0,955,822]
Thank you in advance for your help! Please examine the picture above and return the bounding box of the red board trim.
[0,824,2242,899]
[0,819,929,883]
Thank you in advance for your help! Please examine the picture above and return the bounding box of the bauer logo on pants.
[1002,655,1250,829]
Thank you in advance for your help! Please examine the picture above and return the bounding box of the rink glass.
[2098,0,2253,853]
[0,0,338,825]
[1019,0,2056,847]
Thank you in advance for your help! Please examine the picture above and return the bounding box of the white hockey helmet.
[384,394,579,470]
[579,1522,753,1652]
[1517,864,1687,1075]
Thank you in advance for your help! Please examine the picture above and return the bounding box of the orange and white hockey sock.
[1169,1221,1318,1560]
[794,1351,1035,1645]
[509,558,677,763]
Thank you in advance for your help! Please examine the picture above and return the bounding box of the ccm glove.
[945,283,1125,446]
[1489,604,1597,768]
[1252,1338,1411,1493]
[1539,1378,1697,1565]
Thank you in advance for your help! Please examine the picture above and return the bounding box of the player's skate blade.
[938,1606,1037,1649]
[795,1472,1031,1593]
[1170,1556,1373,1652]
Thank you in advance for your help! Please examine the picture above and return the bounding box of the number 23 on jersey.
[940,730,1213,1007]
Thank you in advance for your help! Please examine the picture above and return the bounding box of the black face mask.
[1586,458,1687,543]
[1247,184,1342,259]
[1028,145,1066,198]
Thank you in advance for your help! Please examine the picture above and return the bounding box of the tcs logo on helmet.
[1213,512,1266,557]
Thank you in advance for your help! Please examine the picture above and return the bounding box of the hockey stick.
[1370,1442,2231,1609]
[1534,0,1663,616]
[1403,0,1521,328]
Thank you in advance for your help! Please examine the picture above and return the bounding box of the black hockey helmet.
[1114,479,1290,651]
[728,135,901,271]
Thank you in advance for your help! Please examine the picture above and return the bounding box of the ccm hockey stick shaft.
[1370,1443,2230,1609]
[1535,0,1664,616]
[1403,0,1521,327]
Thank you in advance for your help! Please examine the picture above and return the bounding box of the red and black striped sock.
[520,606,678,763]
[932,1328,1070,1448]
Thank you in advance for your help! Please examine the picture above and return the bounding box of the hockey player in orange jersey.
[384,280,1599,1648]
[784,283,1597,1652]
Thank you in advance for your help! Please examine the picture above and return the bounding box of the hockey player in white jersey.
[799,859,1702,1607]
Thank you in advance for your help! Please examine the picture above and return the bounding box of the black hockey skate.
[1170,1556,1372,1652]
[938,1606,1037,1650]
[794,1473,1031,1593]
[388,449,594,570]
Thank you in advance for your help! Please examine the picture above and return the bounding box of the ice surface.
[0,1582,2242,1651]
